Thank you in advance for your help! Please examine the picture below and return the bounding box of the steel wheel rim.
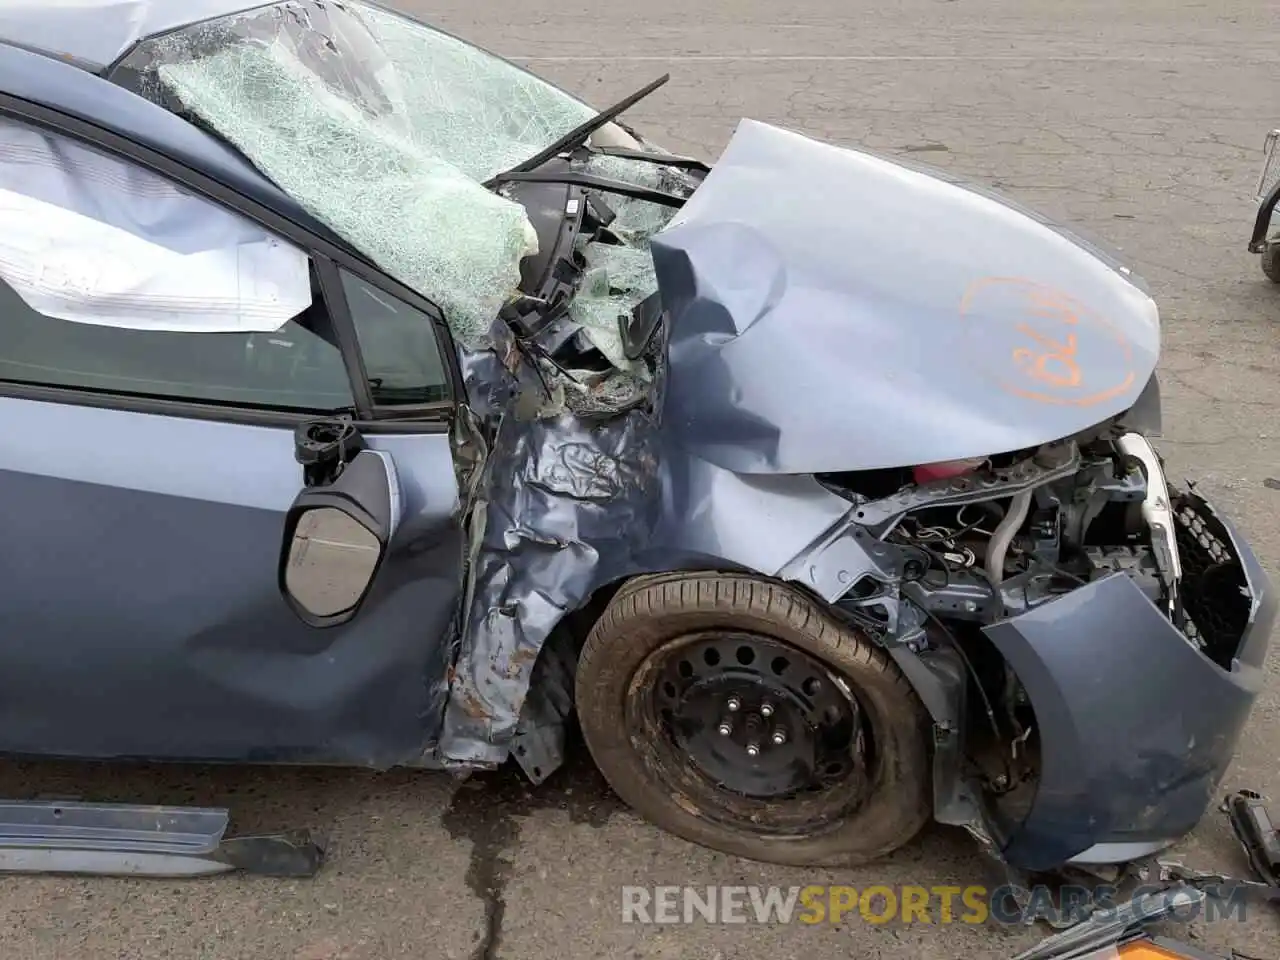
[626,630,875,836]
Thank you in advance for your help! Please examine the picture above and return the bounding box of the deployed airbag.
[0,118,310,333]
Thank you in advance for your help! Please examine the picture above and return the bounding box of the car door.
[0,113,466,767]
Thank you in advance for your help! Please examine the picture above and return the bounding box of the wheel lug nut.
[745,743,760,757]
[760,702,774,718]
[717,721,733,736]
[771,729,787,746]
[726,697,741,712]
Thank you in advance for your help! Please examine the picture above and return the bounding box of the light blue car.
[0,0,1272,883]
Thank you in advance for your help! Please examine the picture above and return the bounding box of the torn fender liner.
[649,118,1162,474]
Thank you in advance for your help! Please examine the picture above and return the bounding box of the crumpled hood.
[649,119,1160,474]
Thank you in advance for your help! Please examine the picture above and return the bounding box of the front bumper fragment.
[983,492,1275,871]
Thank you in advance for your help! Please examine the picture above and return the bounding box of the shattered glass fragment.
[556,153,694,378]
[356,5,597,183]
[116,0,698,402]
[568,244,658,371]
[131,0,601,347]
[574,153,695,247]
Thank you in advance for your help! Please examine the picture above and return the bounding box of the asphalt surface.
[3,1,1280,957]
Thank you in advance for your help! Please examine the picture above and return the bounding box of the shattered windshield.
[112,0,606,347]
[112,0,698,403]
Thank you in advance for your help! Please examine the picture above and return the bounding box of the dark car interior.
[0,266,356,412]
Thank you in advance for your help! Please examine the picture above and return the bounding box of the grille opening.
[1174,497,1251,670]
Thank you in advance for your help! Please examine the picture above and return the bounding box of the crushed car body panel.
[650,118,1161,474]
[437,334,871,762]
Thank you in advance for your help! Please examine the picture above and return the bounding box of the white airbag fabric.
[0,119,311,333]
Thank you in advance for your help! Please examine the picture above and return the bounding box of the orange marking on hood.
[958,276,1136,407]
[1012,324,1082,388]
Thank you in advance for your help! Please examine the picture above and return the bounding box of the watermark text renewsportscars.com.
[621,884,1251,927]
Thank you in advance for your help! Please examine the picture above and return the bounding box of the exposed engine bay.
[817,423,1253,807]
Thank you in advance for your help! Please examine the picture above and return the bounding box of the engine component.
[986,490,1033,589]
[854,440,1080,529]
[1084,546,1163,606]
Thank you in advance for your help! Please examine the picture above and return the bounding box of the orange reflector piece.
[1117,941,1197,960]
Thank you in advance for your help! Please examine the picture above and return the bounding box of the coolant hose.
[985,490,1033,587]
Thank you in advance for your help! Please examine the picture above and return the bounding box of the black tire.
[575,572,933,866]
[1262,243,1280,283]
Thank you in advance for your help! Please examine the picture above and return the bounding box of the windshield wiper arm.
[589,146,711,174]
[485,170,686,208]
[483,74,670,187]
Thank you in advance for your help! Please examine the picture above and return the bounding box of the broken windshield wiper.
[487,169,686,208]
[588,146,711,174]
[483,74,671,187]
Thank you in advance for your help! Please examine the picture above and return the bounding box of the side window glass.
[340,271,451,405]
[0,118,354,412]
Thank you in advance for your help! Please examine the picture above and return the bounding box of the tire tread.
[576,572,932,867]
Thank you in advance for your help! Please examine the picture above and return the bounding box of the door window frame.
[0,94,466,434]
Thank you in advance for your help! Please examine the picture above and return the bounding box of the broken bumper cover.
[984,492,1276,872]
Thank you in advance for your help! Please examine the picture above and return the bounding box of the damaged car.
[0,0,1274,878]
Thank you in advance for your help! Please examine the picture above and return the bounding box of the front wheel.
[575,573,933,866]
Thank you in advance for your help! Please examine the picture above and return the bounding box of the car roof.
[0,0,273,73]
